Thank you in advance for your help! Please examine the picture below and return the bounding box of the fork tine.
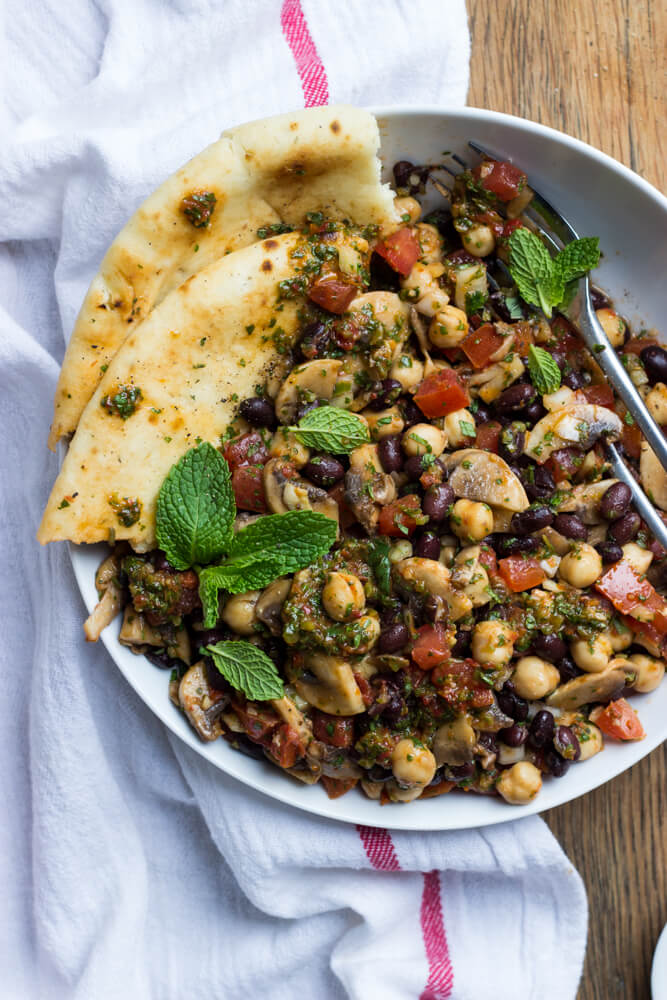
[450,152,469,170]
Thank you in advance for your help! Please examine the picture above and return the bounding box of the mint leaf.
[156,443,235,570]
[553,237,600,285]
[504,294,524,320]
[197,510,336,626]
[508,228,555,316]
[204,641,284,701]
[367,537,391,598]
[527,344,562,395]
[291,406,369,453]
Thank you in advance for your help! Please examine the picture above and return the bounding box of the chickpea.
[415,223,443,264]
[393,195,421,224]
[322,571,365,622]
[609,617,633,651]
[401,263,450,317]
[443,408,476,448]
[595,308,626,348]
[221,590,261,635]
[496,761,542,805]
[391,738,436,787]
[428,306,469,348]
[461,223,495,258]
[389,539,413,562]
[558,543,603,588]
[572,721,604,762]
[629,653,665,693]
[511,655,560,700]
[269,428,310,468]
[646,383,667,425]
[402,422,447,458]
[390,353,425,393]
[472,620,515,668]
[450,498,494,542]
[570,633,613,673]
[363,406,405,441]
[356,613,381,652]
[621,542,653,576]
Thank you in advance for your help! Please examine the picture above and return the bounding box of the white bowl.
[70,106,667,830]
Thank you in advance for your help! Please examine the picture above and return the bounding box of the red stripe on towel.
[419,871,454,999]
[356,825,401,872]
[280,0,329,107]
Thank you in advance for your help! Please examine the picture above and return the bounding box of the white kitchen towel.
[0,1,588,998]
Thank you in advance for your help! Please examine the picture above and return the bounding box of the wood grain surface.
[467,3,666,998]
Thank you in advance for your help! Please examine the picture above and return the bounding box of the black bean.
[553,513,588,540]
[303,454,345,488]
[145,650,181,670]
[494,534,541,556]
[414,531,441,560]
[609,511,640,545]
[498,422,526,464]
[235,735,266,760]
[510,506,553,535]
[523,401,548,424]
[299,320,330,359]
[472,402,492,424]
[496,688,516,717]
[403,455,426,480]
[512,696,529,723]
[495,383,537,416]
[591,286,612,310]
[422,207,453,235]
[524,465,556,502]
[380,600,402,627]
[548,348,567,369]
[553,725,581,762]
[401,397,423,428]
[528,710,555,749]
[205,658,232,692]
[545,749,570,777]
[530,633,567,663]
[378,435,404,474]
[423,483,455,522]
[446,762,475,782]
[497,685,529,722]
[239,396,277,429]
[597,541,624,564]
[295,399,321,422]
[152,551,174,571]
[369,378,402,410]
[476,732,499,755]
[451,629,471,657]
[196,627,231,648]
[640,345,667,386]
[499,724,528,747]
[488,290,516,324]
[557,656,580,683]
[563,369,587,391]
[393,160,429,192]
[600,482,632,521]
[378,623,410,654]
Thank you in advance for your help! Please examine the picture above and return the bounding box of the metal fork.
[440,141,667,551]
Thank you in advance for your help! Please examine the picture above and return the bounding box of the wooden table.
[468,3,666,996]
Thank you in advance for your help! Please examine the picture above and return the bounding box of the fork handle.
[573,278,667,472]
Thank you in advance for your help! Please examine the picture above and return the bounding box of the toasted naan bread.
[48,105,397,449]
[39,234,305,549]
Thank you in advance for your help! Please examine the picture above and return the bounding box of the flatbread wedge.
[48,105,397,449]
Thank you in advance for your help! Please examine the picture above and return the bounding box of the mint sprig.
[156,442,234,570]
[204,641,284,701]
[290,406,369,454]
[527,344,562,395]
[508,229,600,318]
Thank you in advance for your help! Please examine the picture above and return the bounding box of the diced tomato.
[512,322,534,358]
[502,218,526,240]
[414,369,470,418]
[460,323,505,369]
[475,420,502,453]
[232,464,268,513]
[478,544,498,575]
[623,337,658,356]
[621,419,643,460]
[446,248,477,267]
[431,658,494,708]
[590,698,645,741]
[223,431,268,470]
[232,700,280,743]
[312,711,355,748]
[498,556,546,592]
[596,560,667,633]
[550,314,582,356]
[377,494,425,537]
[441,347,464,363]
[473,210,505,238]
[269,724,306,768]
[547,447,585,482]
[582,384,615,407]
[411,624,451,670]
[472,160,527,202]
[353,672,374,707]
[308,275,358,314]
[321,776,359,799]
[420,464,445,489]
[374,227,421,276]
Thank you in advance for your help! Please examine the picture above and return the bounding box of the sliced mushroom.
[546,664,632,710]
[84,551,123,641]
[307,740,363,779]
[178,661,228,741]
[556,479,621,524]
[432,716,476,765]
[271,694,313,745]
[452,261,488,312]
[263,458,340,527]
[395,556,473,620]
[524,404,622,464]
[468,355,524,403]
[345,443,397,532]
[640,440,667,511]
[450,545,491,607]
[347,292,410,378]
[441,449,529,512]
[118,606,166,648]
[255,578,292,636]
[294,652,366,715]
[274,358,345,424]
